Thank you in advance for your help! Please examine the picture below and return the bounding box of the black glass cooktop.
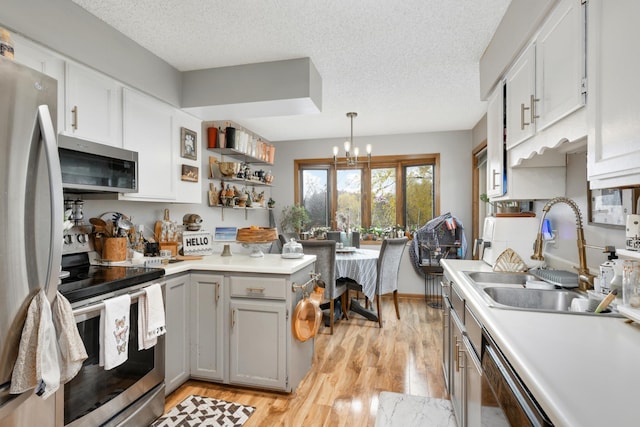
[60,253,164,303]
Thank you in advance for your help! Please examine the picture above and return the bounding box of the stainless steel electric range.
[59,226,166,427]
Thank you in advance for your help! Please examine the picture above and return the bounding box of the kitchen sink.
[462,271,622,316]
[465,271,536,285]
[483,287,582,311]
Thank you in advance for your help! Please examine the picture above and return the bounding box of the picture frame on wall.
[588,188,636,228]
[181,127,197,160]
[181,164,199,182]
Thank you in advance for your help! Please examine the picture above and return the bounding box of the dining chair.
[346,237,408,327]
[300,240,348,334]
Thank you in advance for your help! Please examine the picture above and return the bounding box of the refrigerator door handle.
[37,105,63,302]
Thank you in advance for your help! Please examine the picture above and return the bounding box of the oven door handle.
[73,288,147,317]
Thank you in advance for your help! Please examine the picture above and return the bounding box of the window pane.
[405,165,434,230]
[371,168,396,229]
[302,169,329,228]
[336,169,361,231]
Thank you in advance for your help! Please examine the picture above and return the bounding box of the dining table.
[335,247,380,301]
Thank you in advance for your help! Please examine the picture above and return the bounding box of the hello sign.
[182,230,213,255]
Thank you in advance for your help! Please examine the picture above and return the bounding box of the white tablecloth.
[335,248,379,301]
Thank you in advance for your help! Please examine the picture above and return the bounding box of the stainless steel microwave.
[58,135,138,193]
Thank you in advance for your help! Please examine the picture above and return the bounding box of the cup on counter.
[159,249,172,259]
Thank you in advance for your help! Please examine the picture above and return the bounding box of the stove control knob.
[77,234,88,243]
[64,234,73,245]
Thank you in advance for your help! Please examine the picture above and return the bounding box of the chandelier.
[333,112,371,167]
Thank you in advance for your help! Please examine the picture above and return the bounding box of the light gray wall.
[2,0,182,106]
[271,131,474,238]
[271,130,474,295]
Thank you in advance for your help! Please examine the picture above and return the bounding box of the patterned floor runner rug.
[152,395,256,427]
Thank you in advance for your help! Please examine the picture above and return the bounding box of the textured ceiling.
[71,0,511,141]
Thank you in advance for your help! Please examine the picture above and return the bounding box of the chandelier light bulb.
[344,140,351,153]
[366,144,372,154]
[333,146,339,156]
[353,146,359,157]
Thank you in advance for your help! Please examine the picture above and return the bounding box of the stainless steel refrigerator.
[0,56,63,414]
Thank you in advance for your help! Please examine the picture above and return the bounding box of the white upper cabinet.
[486,82,505,198]
[506,0,586,152]
[64,62,122,147]
[12,34,66,133]
[121,88,175,201]
[587,0,640,189]
[506,44,536,149]
[535,0,585,131]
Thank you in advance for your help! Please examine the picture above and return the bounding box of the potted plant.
[280,204,310,234]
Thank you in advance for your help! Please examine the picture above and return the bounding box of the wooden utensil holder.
[102,237,127,261]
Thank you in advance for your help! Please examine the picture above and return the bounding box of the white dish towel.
[52,292,87,383]
[10,289,60,399]
[138,283,166,350]
[100,294,131,370]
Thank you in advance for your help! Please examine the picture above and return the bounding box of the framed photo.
[588,188,636,228]
[181,127,197,160]
[181,164,199,182]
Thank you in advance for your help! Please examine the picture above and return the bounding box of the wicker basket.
[236,227,277,243]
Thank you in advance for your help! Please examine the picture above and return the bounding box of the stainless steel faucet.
[531,197,595,291]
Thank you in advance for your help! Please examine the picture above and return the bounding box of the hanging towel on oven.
[10,289,60,399]
[52,292,87,383]
[138,283,166,350]
[100,294,131,370]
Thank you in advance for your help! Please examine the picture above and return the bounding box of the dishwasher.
[481,328,553,426]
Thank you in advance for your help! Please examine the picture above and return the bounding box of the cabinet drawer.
[451,283,465,322]
[229,276,287,300]
[465,305,483,359]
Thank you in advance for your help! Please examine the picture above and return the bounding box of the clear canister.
[622,260,640,307]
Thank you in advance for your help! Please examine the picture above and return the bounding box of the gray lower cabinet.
[169,263,314,393]
[229,298,286,389]
[165,273,191,395]
[190,273,225,381]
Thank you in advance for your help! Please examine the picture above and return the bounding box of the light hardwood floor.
[163,296,447,426]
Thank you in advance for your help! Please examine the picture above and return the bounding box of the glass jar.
[622,259,640,307]
[282,238,304,258]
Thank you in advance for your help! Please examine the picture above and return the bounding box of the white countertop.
[160,253,316,276]
[441,259,640,427]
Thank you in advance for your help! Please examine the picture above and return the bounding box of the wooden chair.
[300,240,348,334]
[346,237,408,327]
